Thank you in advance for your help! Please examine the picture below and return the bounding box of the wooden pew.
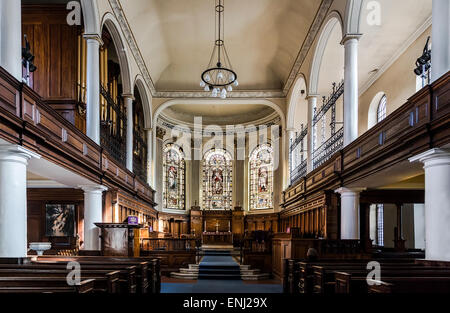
[335,268,450,294]
[0,277,95,293]
[302,261,420,294]
[368,277,450,293]
[0,269,120,293]
[0,263,137,294]
[291,258,417,293]
[36,255,162,293]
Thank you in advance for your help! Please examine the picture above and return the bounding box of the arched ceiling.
[161,103,276,126]
[118,0,322,91]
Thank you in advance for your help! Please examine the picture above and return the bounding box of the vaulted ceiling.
[119,0,322,91]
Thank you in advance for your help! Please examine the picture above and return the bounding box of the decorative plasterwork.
[110,0,332,99]
[157,115,282,136]
[282,0,334,95]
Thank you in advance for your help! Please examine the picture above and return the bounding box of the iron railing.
[313,127,343,169]
[100,85,127,166]
[289,124,308,185]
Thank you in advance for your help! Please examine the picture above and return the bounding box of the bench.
[368,277,450,293]
[36,256,161,293]
[0,263,137,294]
[0,277,95,293]
[0,268,120,293]
[335,268,450,294]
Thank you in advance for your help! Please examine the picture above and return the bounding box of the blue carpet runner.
[198,252,241,280]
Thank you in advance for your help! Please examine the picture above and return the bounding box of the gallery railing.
[289,124,308,185]
[313,127,344,169]
[100,85,127,167]
[312,81,344,169]
[133,129,148,182]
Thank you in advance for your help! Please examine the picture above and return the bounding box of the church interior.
[0,0,449,297]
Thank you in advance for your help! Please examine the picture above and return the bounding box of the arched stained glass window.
[163,143,185,210]
[377,95,387,123]
[202,149,233,210]
[249,144,274,210]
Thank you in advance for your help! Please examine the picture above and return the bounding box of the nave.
[0,0,449,299]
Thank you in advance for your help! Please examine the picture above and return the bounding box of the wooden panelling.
[282,71,450,232]
[0,67,156,215]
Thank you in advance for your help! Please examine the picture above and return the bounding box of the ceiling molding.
[109,0,157,95]
[282,0,334,96]
[153,90,285,99]
[359,15,432,97]
[27,180,70,189]
[111,0,331,99]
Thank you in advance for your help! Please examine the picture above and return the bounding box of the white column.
[79,185,107,251]
[0,0,22,81]
[306,95,318,173]
[145,128,153,186]
[335,187,364,240]
[431,0,450,82]
[342,34,361,147]
[0,144,40,258]
[124,94,134,171]
[410,148,450,261]
[84,34,103,144]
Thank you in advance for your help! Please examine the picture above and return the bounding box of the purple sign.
[127,216,139,225]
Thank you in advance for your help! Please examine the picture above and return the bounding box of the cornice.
[282,0,334,95]
[111,0,331,99]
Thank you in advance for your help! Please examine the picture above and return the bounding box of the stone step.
[241,273,271,281]
[180,268,261,275]
[188,264,251,270]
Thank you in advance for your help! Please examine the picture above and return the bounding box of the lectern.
[95,220,143,256]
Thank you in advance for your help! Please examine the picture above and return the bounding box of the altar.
[202,232,233,246]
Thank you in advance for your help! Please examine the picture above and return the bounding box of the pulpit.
[95,222,142,256]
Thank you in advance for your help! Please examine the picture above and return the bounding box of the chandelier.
[200,0,238,99]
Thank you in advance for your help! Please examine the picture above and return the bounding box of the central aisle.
[162,253,282,293]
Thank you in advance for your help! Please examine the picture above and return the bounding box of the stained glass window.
[202,149,233,210]
[163,143,185,210]
[249,144,273,210]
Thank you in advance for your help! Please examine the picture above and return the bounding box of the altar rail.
[140,238,200,251]
[0,67,155,209]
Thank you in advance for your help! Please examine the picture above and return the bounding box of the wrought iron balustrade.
[313,127,343,169]
[100,85,127,167]
[133,129,148,182]
[311,81,344,169]
[289,125,307,185]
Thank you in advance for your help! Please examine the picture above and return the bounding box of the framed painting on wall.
[45,204,76,237]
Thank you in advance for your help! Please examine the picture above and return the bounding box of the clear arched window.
[377,95,387,123]
[249,144,274,210]
[202,149,233,210]
[163,143,185,210]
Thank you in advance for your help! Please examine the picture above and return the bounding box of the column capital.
[122,93,135,101]
[306,94,320,100]
[79,184,108,194]
[409,148,450,168]
[0,144,41,162]
[335,187,366,196]
[340,33,362,45]
[156,126,166,140]
[83,33,104,46]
